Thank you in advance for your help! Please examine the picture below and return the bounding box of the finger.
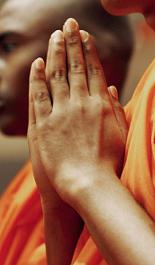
[80,30,108,99]
[63,18,88,99]
[30,57,52,123]
[28,73,36,151]
[29,70,36,127]
[108,85,128,143]
[46,30,69,105]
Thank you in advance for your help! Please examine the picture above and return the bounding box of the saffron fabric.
[121,59,155,220]
[0,162,45,265]
[0,59,155,264]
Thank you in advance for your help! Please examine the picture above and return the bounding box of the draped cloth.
[0,162,46,265]
[121,59,155,220]
[0,59,155,264]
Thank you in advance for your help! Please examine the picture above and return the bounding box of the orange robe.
[0,59,155,264]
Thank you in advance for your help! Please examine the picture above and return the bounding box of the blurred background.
[0,12,155,193]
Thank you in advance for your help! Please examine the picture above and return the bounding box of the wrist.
[40,190,68,218]
[59,162,117,212]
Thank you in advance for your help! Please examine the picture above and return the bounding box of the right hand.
[28,18,128,208]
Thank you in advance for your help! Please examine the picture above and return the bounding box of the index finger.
[80,30,108,98]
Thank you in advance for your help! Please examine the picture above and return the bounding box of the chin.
[100,0,124,15]
[100,0,139,15]
[145,13,155,31]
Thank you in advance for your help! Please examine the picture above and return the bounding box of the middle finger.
[63,18,88,99]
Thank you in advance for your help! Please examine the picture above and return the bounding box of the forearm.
[42,199,83,265]
[72,168,155,265]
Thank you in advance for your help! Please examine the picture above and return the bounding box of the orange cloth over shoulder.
[0,162,46,265]
[0,59,155,264]
[121,59,155,220]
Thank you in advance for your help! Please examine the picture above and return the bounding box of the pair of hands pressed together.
[28,18,127,205]
[28,18,155,265]
[28,18,129,264]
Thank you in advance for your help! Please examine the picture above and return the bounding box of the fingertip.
[63,18,79,33]
[34,57,45,71]
[108,85,118,100]
[30,57,46,82]
[80,30,90,43]
[51,30,64,43]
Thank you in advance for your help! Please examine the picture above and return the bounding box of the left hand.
[28,18,128,206]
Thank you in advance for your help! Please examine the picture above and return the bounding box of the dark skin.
[0,0,133,136]
[0,0,52,135]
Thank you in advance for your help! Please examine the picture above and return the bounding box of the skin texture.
[27,0,155,264]
[29,34,127,200]
[0,0,133,136]
[28,18,155,265]
[28,18,126,264]
[28,2,155,265]
[0,0,133,264]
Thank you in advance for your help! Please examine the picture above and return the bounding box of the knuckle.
[54,44,65,55]
[92,96,102,106]
[67,34,79,46]
[36,120,46,131]
[51,112,67,128]
[71,100,86,114]
[34,90,49,103]
[30,73,44,84]
[50,68,66,82]
[70,60,85,75]
[87,64,103,77]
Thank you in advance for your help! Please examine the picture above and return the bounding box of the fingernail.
[52,30,64,43]
[64,18,79,33]
[80,30,89,43]
[109,86,118,99]
[35,57,45,71]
